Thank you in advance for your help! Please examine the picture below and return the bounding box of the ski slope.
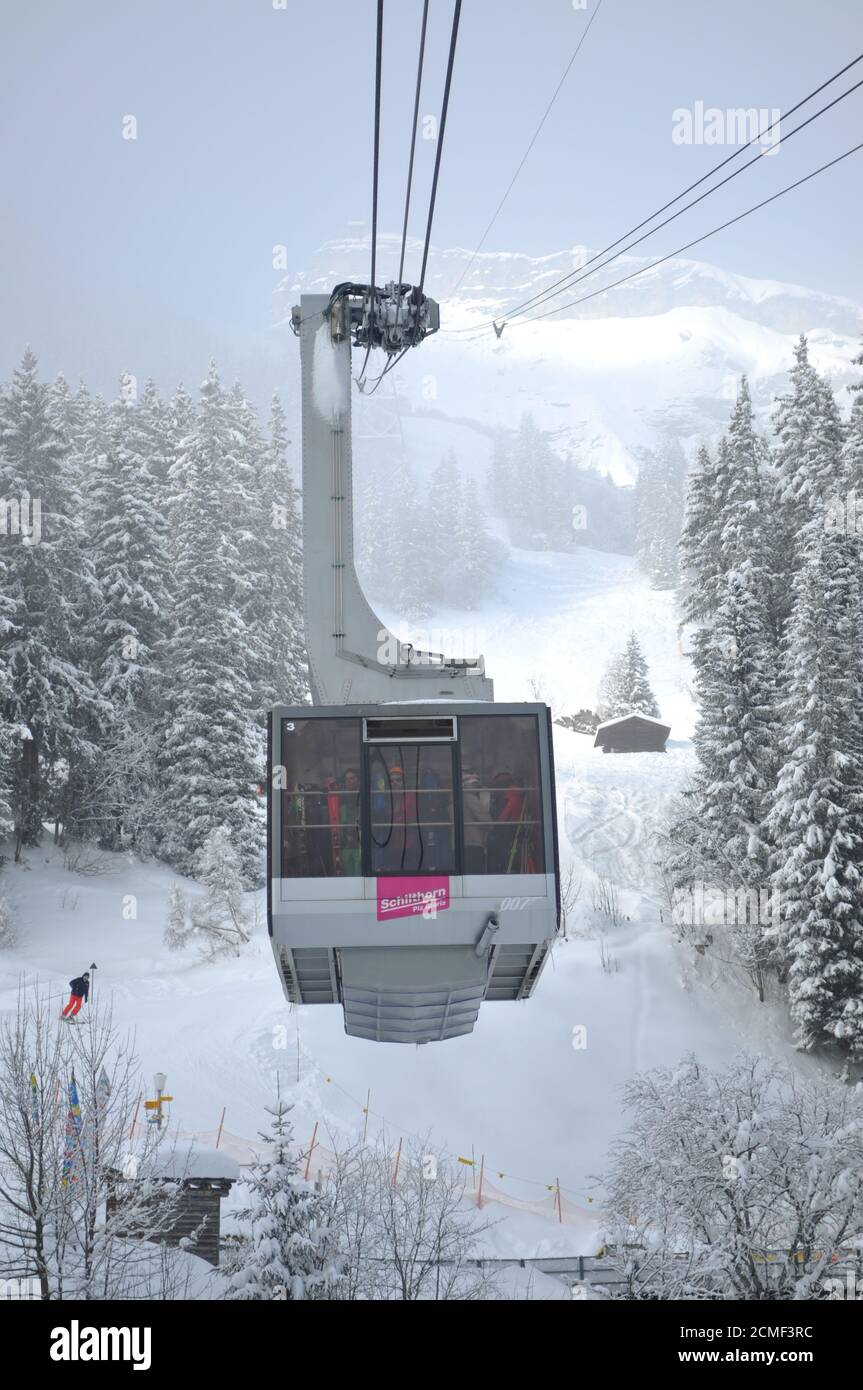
[0,543,826,1263]
[380,542,695,738]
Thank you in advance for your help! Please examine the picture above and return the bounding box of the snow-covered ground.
[0,542,830,1265]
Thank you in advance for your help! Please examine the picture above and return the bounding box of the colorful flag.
[62,1074,83,1187]
[96,1066,111,1113]
[29,1073,40,1135]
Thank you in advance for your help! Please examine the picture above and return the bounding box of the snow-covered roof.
[595,713,671,733]
[380,698,489,704]
[153,1141,240,1181]
[118,1138,241,1182]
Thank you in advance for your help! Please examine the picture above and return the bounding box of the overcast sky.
[1,0,861,394]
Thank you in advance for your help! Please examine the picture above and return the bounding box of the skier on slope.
[60,971,91,1021]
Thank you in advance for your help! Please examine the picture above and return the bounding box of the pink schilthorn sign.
[376,876,450,922]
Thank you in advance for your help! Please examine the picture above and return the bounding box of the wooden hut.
[107,1140,239,1267]
[593,713,670,754]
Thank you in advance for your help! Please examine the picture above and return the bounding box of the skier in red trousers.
[60,972,90,1021]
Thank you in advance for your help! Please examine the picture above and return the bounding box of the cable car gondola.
[268,288,560,1041]
[268,702,560,1042]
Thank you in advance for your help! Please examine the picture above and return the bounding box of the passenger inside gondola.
[370,747,455,875]
[461,765,489,873]
[280,713,545,880]
[459,715,545,875]
[339,767,361,875]
[488,770,526,873]
[282,717,365,877]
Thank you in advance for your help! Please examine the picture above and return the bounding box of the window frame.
[277,709,548,882]
[362,738,460,878]
[457,712,546,877]
[280,715,365,880]
[362,715,458,744]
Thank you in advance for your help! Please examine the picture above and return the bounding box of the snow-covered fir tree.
[453,475,499,605]
[505,414,572,550]
[635,435,688,589]
[223,1097,341,1301]
[597,631,660,721]
[357,441,501,620]
[772,335,846,619]
[488,428,518,525]
[163,883,192,952]
[396,481,437,622]
[0,897,15,949]
[678,439,733,628]
[47,376,111,509]
[488,413,634,555]
[768,523,863,1056]
[73,381,173,847]
[705,380,778,879]
[422,451,499,608]
[258,392,307,705]
[840,338,863,517]
[354,454,392,598]
[423,449,463,604]
[48,380,120,845]
[224,381,272,727]
[355,438,433,618]
[670,355,863,1033]
[157,365,263,883]
[0,715,15,845]
[670,383,778,986]
[189,826,253,961]
[0,349,105,858]
[691,570,777,993]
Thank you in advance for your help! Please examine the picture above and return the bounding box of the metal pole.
[304,1122,319,1182]
[392,1137,403,1187]
[215,1107,226,1150]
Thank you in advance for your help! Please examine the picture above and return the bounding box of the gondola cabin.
[594,713,670,753]
[267,703,560,1043]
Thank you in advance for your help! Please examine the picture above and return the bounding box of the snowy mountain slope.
[289,235,863,336]
[0,543,832,1261]
[379,542,694,737]
[280,237,863,485]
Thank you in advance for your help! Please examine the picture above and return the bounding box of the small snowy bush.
[0,897,15,949]
[190,827,252,961]
[163,883,192,952]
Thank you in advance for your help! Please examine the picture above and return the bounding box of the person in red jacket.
[60,972,90,1020]
[488,772,525,873]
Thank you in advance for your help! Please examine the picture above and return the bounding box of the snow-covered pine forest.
[669,336,863,1064]
[355,412,637,621]
[0,351,640,887]
[0,352,306,887]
